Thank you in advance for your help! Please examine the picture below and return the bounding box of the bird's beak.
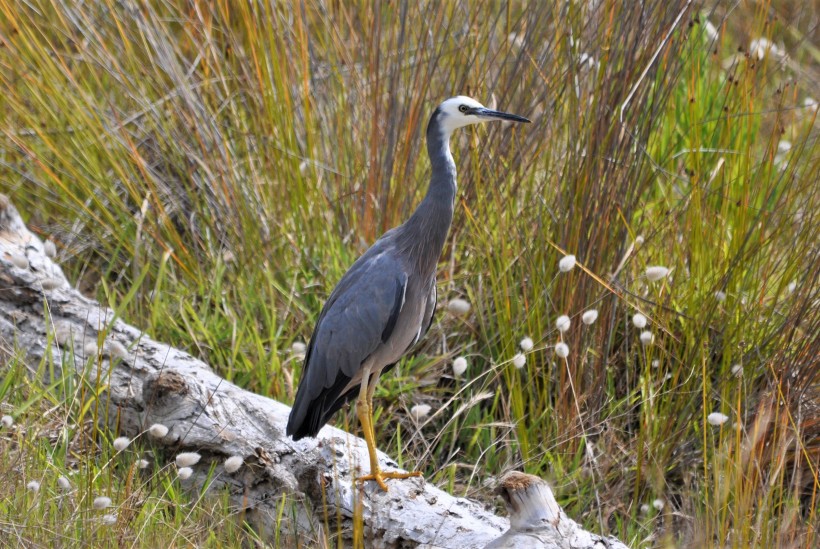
[471,107,531,123]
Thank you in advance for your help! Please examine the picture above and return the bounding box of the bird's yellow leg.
[355,371,422,491]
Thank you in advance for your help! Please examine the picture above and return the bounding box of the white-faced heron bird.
[286,96,530,490]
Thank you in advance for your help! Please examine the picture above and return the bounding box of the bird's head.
[435,95,530,137]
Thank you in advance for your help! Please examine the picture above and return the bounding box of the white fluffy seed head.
[639,331,654,345]
[175,452,201,467]
[652,498,665,511]
[102,514,117,526]
[715,291,726,302]
[645,266,670,282]
[9,254,29,270]
[558,254,576,273]
[57,476,71,491]
[137,459,150,469]
[177,467,193,480]
[93,496,112,510]
[40,277,63,290]
[224,456,244,474]
[112,437,130,452]
[731,364,743,378]
[106,340,128,360]
[787,281,797,293]
[291,341,306,354]
[707,412,729,426]
[640,503,650,514]
[410,404,432,421]
[512,353,526,369]
[447,298,471,316]
[519,337,534,352]
[1,415,13,428]
[148,423,169,438]
[44,239,57,258]
[83,341,98,357]
[632,313,647,329]
[556,315,571,333]
[581,309,598,325]
[555,342,570,358]
[27,480,40,493]
[452,356,468,376]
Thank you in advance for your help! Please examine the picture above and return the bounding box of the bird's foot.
[357,469,423,491]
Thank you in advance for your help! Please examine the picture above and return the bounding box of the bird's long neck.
[396,109,456,275]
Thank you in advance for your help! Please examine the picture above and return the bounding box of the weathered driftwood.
[0,195,628,549]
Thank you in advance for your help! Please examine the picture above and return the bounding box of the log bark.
[0,194,628,549]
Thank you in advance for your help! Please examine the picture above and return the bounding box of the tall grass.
[1,0,818,546]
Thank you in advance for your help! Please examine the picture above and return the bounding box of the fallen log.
[0,194,628,548]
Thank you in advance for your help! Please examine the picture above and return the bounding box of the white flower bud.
[148,423,169,438]
[558,255,576,273]
[707,412,729,426]
[645,266,670,281]
[452,356,468,376]
[224,456,243,473]
[447,298,471,316]
[175,452,201,467]
[581,310,598,325]
[555,315,570,332]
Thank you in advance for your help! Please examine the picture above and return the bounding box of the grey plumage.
[286,97,529,453]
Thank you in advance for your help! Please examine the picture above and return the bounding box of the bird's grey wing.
[287,252,408,438]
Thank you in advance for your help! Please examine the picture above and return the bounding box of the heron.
[286,96,530,490]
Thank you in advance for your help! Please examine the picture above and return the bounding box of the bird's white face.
[437,96,490,135]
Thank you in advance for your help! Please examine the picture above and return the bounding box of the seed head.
[1,415,13,428]
[148,423,169,438]
[714,291,726,302]
[112,437,130,452]
[410,404,432,421]
[447,298,471,316]
[645,266,670,282]
[137,459,150,469]
[651,360,660,368]
[102,514,117,526]
[731,364,742,378]
[291,341,306,355]
[40,277,63,290]
[632,313,647,329]
[93,496,112,510]
[512,353,526,369]
[519,337,534,352]
[452,356,468,376]
[558,254,576,273]
[9,254,29,270]
[27,480,40,493]
[652,498,665,511]
[106,340,128,360]
[177,467,193,480]
[555,342,570,358]
[640,503,650,514]
[224,456,244,474]
[57,476,71,491]
[707,412,729,426]
[555,315,571,333]
[581,310,598,325]
[635,235,645,245]
[175,452,201,467]
[639,331,653,345]
[44,239,57,258]
[83,341,98,357]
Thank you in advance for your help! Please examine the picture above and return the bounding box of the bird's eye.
[458,105,469,113]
